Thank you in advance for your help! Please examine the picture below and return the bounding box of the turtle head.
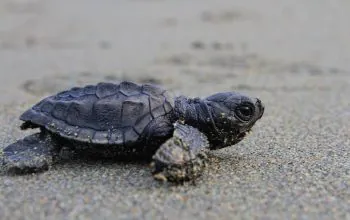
[203,92,264,149]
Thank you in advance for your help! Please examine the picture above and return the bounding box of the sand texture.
[0,0,349,219]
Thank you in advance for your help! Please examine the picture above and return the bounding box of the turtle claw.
[152,172,168,182]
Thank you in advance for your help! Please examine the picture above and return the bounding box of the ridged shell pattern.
[20,81,174,145]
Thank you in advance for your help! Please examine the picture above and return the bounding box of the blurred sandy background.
[0,0,349,219]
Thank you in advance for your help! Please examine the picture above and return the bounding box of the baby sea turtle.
[1,81,264,182]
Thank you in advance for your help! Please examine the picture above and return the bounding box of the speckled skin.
[2,81,264,182]
[152,122,209,182]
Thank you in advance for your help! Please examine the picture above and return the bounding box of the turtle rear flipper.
[2,133,59,173]
[152,122,210,182]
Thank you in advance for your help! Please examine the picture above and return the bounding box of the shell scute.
[119,81,141,96]
[96,82,119,98]
[92,95,123,130]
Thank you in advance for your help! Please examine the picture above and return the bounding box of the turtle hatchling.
[1,81,264,182]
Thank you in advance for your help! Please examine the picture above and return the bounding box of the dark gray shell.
[20,81,174,145]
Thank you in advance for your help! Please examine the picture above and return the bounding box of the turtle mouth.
[236,128,251,141]
[210,128,253,149]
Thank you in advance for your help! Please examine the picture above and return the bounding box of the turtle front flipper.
[152,122,210,182]
[2,133,60,173]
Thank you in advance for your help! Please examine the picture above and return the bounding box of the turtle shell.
[20,81,174,145]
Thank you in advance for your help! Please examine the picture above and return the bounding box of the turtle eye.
[235,103,254,121]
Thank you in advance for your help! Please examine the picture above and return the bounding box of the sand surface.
[0,0,349,219]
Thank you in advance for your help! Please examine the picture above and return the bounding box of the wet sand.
[0,0,349,219]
